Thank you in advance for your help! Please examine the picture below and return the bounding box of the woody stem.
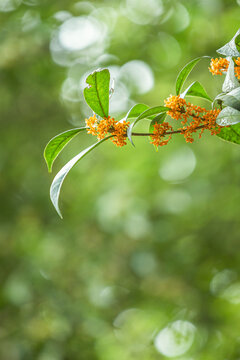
[131,125,205,137]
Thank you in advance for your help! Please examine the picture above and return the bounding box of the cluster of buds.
[85,114,130,147]
[151,122,173,147]
[164,95,221,144]
[209,57,240,79]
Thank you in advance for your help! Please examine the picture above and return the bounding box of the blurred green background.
[1,0,240,359]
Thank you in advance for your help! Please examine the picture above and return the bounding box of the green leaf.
[127,106,169,146]
[125,103,149,120]
[44,128,86,173]
[181,81,212,102]
[214,87,240,111]
[222,58,239,93]
[149,113,167,133]
[84,69,110,118]
[175,56,210,95]
[216,106,240,126]
[217,123,240,145]
[217,29,240,57]
[50,136,111,218]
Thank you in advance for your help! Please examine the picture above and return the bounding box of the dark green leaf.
[175,56,210,95]
[181,81,212,102]
[216,106,240,126]
[44,128,86,173]
[222,58,239,93]
[217,29,240,57]
[50,136,111,218]
[127,106,169,146]
[217,123,240,145]
[84,69,110,118]
[149,113,167,133]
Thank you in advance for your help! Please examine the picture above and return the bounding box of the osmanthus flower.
[85,115,130,147]
[150,122,173,147]
[163,95,221,144]
[209,57,229,76]
[209,57,240,79]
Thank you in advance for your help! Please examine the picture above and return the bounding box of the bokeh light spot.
[0,0,21,12]
[120,60,154,94]
[154,320,196,357]
[59,16,104,51]
[159,146,196,182]
[125,0,164,25]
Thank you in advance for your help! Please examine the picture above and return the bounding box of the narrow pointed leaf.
[50,136,111,218]
[176,56,210,95]
[216,106,240,126]
[127,106,169,146]
[125,103,149,120]
[217,29,240,57]
[84,69,110,118]
[181,81,212,102]
[217,123,240,145]
[222,58,239,93]
[44,128,86,173]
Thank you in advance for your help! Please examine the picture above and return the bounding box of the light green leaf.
[181,81,212,102]
[149,113,167,133]
[216,106,240,126]
[217,29,240,57]
[125,103,149,120]
[50,136,111,218]
[175,56,210,95]
[44,128,86,173]
[84,69,110,118]
[127,106,169,146]
[217,123,240,145]
[222,58,239,93]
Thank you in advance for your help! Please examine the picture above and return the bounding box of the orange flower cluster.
[209,57,240,79]
[150,122,173,147]
[209,57,229,76]
[163,95,221,143]
[180,109,221,143]
[164,95,187,121]
[235,57,240,79]
[85,114,130,147]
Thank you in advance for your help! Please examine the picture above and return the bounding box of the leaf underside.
[216,106,240,126]
[215,87,240,111]
[217,29,240,57]
[222,58,239,93]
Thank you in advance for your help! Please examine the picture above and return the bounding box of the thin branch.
[131,125,205,137]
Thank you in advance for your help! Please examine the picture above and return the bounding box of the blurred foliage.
[1,0,240,359]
